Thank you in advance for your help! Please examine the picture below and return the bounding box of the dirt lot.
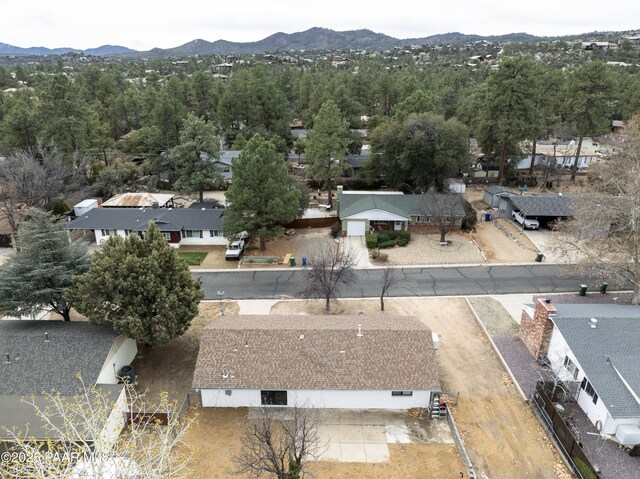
[374,232,485,265]
[243,228,336,264]
[178,245,238,270]
[473,220,539,263]
[271,298,567,479]
[133,301,239,403]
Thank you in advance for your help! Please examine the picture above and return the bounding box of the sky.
[2,0,639,51]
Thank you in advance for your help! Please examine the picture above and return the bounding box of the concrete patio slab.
[364,443,390,462]
[319,443,342,461]
[340,443,367,462]
[339,425,364,443]
[361,410,387,425]
[385,424,411,444]
[339,409,363,425]
[362,425,387,444]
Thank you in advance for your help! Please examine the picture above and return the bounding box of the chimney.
[519,298,556,359]
[44,332,50,343]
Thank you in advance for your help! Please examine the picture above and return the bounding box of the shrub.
[377,230,396,243]
[365,235,378,249]
[397,231,411,246]
[461,199,478,232]
[330,221,341,238]
[377,252,389,262]
[378,240,397,249]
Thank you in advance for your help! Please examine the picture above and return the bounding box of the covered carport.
[504,194,573,229]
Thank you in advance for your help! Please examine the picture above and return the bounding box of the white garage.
[346,220,366,237]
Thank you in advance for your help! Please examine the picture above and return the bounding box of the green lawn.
[177,252,208,265]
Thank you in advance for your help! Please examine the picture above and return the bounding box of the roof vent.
[590,318,598,328]
[4,354,10,364]
[222,366,228,379]
[357,310,365,316]
[299,334,304,340]
[44,332,50,342]
[244,340,249,348]
[357,324,363,338]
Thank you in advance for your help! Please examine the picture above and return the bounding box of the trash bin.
[485,212,491,222]
[289,256,296,267]
[535,253,544,262]
[579,284,587,296]
[600,282,608,294]
[302,256,307,267]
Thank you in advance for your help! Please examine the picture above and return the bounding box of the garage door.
[346,220,366,236]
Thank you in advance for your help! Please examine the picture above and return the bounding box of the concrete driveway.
[342,236,372,268]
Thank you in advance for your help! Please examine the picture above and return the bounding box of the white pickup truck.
[512,211,539,230]
[225,238,245,260]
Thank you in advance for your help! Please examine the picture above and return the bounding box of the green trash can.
[579,284,587,296]
[535,253,544,262]
[600,282,608,294]
[289,256,296,267]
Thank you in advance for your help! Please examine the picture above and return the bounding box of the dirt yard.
[243,228,337,264]
[472,220,540,263]
[178,245,238,270]
[271,298,567,479]
[374,232,485,265]
[132,301,239,403]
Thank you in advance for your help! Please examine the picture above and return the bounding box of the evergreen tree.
[66,223,203,346]
[224,134,300,250]
[169,113,223,202]
[0,209,90,321]
[305,100,350,209]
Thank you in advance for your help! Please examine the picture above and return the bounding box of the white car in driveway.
[224,238,245,260]
[512,210,540,230]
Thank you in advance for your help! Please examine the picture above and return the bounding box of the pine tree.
[0,209,90,321]
[223,134,301,250]
[65,223,204,345]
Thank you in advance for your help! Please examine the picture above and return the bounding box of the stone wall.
[519,298,557,359]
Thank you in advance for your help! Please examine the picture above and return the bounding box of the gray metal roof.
[339,192,465,219]
[551,304,640,419]
[508,195,573,217]
[484,186,513,195]
[0,321,119,396]
[66,208,224,232]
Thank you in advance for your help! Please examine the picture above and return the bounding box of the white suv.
[512,211,540,230]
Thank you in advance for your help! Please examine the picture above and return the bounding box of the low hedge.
[371,230,411,249]
[365,235,378,249]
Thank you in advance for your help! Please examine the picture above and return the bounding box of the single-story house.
[101,192,175,209]
[0,321,137,451]
[192,315,440,409]
[215,150,241,182]
[337,187,465,237]
[520,299,640,445]
[498,194,573,227]
[483,186,516,208]
[513,138,615,171]
[66,207,226,247]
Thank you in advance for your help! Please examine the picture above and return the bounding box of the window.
[100,229,116,236]
[182,230,203,238]
[210,230,223,237]
[372,220,389,225]
[124,229,133,236]
[580,378,598,404]
[260,390,287,405]
[563,355,580,380]
[162,232,171,241]
[391,391,413,396]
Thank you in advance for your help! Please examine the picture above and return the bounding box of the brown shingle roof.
[192,315,440,392]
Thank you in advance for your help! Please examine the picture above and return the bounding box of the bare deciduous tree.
[420,192,465,243]
[551,115,640,304]
[235,406,325,479]
[300,243,358,311]
[380,266,399,311]
[0,376,197,479]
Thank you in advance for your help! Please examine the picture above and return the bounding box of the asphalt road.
[194,264,615,300]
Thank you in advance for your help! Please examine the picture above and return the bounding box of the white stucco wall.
[95,229,127,245]
[179,230,226,246]
[200,388,431,409]
[96,386,128,453]
[97,336,138,385]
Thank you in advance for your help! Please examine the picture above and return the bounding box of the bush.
[377,252,389,262]
[397,231,411,246]
[377,230,396,243]
[330,221,341,238]
[365,235,378,249]
[378,240,397,249]
[461,200,478,232]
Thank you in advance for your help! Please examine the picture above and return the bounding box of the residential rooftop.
[101,192,174,208]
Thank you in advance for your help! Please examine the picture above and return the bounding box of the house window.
[372,220,389,225]
[580,377,599,404]
[182,230,203,239]
[391,391,413,396]
[100,229,116,236]
[124,229,133,236]
[161,232,171,241]
[210,230,223,237]
[260,390,287,406]
[563,355,580,380]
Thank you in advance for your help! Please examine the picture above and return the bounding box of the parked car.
[225,238,245,260]
[512,210,540,230]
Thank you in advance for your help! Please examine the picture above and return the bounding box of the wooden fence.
[531,382,600,479]
[284,217,336,229]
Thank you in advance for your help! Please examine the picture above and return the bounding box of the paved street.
[194,264,619,300]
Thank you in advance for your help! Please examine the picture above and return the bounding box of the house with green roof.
[337,186,465,237]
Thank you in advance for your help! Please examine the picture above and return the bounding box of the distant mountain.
[0,27,631,59]
[0,42,134,56]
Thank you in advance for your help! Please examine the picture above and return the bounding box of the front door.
[394,221,402,231]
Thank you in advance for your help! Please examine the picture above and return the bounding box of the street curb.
[464,297,528,402]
